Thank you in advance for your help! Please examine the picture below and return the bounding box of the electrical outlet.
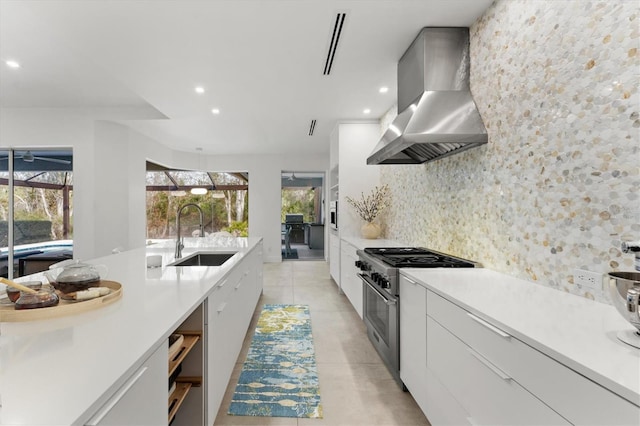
[574,269,602,291]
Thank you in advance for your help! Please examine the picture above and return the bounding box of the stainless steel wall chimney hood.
[367,27,487,165]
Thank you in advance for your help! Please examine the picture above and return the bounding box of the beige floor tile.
[293,285,353,312]
[310,312,383,365]
[260,286,295,305]
[291,261,332,284]
[298,363,429,426]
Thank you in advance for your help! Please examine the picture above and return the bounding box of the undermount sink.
[169,252,237,267]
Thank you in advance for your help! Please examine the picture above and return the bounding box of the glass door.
[0,149,73,278]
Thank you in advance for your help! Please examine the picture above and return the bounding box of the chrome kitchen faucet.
[175,203,205,259]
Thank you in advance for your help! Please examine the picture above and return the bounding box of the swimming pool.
[0,240,74,260]
[1,240,74,277]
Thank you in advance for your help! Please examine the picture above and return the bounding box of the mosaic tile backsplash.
[380,0,640,303]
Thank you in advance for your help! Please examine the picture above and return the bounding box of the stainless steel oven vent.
[368,27,488,165]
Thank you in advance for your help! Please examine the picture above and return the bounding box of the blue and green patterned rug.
[228,304,323,418]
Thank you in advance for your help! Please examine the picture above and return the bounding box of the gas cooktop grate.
[364,247,475,268]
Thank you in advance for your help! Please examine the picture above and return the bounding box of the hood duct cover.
[368,27,487,165]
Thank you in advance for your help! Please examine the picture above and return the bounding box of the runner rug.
[228,304,323,418]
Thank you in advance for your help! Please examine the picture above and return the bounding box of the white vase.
[361,222,381,239]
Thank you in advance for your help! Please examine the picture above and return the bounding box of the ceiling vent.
[308,119,317,136]
[323,12,346,75]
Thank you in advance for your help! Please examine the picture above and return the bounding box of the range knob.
[381,279,390,289]
[355,260,361,268]
[371,272,380,283]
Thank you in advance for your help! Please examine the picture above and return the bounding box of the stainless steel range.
[356,247,477,388]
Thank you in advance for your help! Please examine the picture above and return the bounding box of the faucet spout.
[175,203,205,259]
[622,241,640,271]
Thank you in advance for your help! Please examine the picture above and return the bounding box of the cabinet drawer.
[210,269,237,303]
[427,316,570,426]
[427,290,640,425]
[86,344,167,426]
[424,367,471,426]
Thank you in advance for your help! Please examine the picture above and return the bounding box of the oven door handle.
[359,274,397,306]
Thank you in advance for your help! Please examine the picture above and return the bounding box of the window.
[0,149,74,278]
[145,164,248,239]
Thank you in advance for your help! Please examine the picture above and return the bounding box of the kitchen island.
[0,237,263,426]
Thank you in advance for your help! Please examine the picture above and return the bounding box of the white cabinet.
[340,240,362,317]
[427,315,569,425]
[207,272,236,425]
[85,344,167,426]
[327,123,381,282]
[329,231,340,285]
[330,123,381,238]
[423,366,471,426]
[399,275,428,414]
[426,289,640,426]
[254,241,264,299]
[206,246,263,425]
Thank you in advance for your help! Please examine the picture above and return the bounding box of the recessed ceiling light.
[363,108,371,114]
[379,86,389,93]
[195,86,205,94]
[211,108,220,115]
[6,60,20,69]
[191,188,208,195]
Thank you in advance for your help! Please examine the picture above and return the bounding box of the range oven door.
[360,273,401,385]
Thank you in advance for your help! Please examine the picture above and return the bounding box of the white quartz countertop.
[401,268,640,407]
[341,236,404,250]
[0,237,262,426]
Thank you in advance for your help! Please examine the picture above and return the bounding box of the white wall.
[1,108,97,257]
[0,108,329,263]
[334,123,382,239]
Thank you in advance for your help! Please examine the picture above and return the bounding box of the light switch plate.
[574,269,602,291]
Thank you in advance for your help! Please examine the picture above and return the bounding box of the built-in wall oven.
[329,201,338,230]
[356,247,477,388]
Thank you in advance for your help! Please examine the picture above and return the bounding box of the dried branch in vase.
[345,184,389,223]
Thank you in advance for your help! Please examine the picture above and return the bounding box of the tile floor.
[214,260,430,426]
[283,243,324,261]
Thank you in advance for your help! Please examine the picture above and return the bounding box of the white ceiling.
[0,0,493,156]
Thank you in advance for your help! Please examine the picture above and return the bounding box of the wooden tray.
[0,280,122,322]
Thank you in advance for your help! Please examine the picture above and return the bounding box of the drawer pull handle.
[467,313,510,339]
[86,366,148,425]
[218,278,228,288]
[217,302,227,313]
[467,348,511,381]
[404,277,417,285]
[235,280,242,290]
